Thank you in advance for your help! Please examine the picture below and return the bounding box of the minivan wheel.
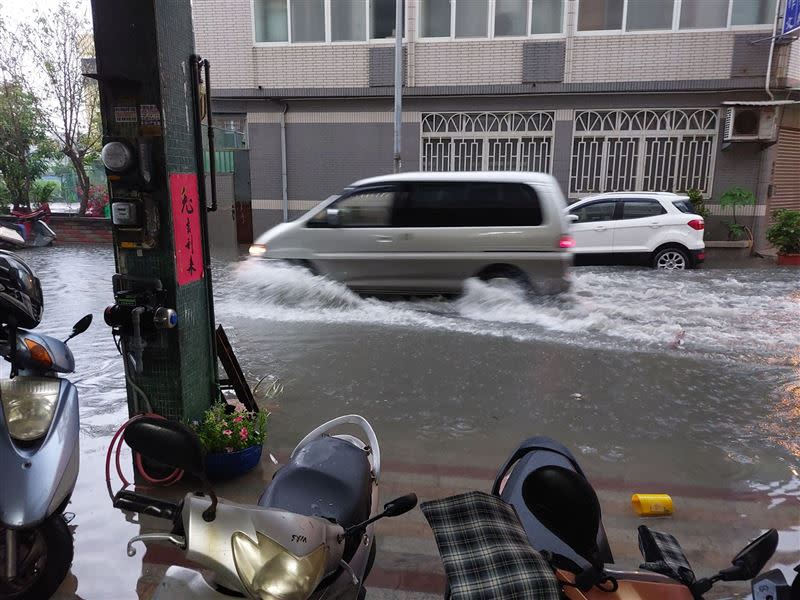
[652,247,690,270]
[288,259,318,275]
[477,267,532,291]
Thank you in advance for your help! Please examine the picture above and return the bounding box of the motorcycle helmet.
[0,251,43,329]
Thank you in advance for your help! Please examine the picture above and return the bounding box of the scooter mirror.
[383,493,418,518]
[341,493,418,539]
[720,529,779,582]
[66,314,93,342]
[124,416,205,477]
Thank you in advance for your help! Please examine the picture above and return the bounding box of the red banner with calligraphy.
[170,173,204,286]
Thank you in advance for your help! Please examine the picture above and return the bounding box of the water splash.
[219,260,800,363]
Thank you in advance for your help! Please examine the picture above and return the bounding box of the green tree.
[2,2,101,215]
[31,180,59,208]
[719,186,756,241]
[0,80,56,211]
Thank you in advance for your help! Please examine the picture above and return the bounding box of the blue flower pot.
[205,444,263,481]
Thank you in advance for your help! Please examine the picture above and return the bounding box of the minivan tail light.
[559,235,576,249]
[687,219,704,231]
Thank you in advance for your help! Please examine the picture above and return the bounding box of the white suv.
[566,192,705,270]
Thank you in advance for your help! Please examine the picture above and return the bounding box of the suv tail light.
[559,235,576,249]
[687,219,704,231]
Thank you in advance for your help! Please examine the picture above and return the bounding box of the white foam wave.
[217,260,800,362]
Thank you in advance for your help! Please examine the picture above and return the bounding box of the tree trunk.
[65,150,90,216]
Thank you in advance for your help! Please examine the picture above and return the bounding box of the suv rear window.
[400,182,542,227]
[672,200,696,214]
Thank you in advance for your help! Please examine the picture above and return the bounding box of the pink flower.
[222,429,232,436]
[225,447,234,453]
[239,427,249,440]
[233,416,243,424]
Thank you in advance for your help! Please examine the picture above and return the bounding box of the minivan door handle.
[593,225,607,231]
[374,235,393,243]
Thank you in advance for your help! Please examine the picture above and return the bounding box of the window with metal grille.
[420,112,555,174]
[569,109,718,198]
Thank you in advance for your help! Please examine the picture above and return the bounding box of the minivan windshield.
[303,194,341,222]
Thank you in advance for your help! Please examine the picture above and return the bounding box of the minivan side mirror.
[567,214,579,223]
[326,208,341,227]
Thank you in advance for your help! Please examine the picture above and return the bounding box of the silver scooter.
[0,314,92,599]
[118,414,416,600]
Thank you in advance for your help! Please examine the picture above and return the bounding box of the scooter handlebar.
[113,489,180,521]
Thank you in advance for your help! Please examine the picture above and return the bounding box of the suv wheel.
[652,247,690,270]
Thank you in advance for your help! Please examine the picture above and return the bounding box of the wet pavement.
[11,245,797,599]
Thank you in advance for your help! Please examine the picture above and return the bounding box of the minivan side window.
[308,188,395,228]
[570,201,617,223]
[621,200,666,219]
[400,182,542,227]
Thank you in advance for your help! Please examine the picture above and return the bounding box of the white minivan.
[249,172,574,295]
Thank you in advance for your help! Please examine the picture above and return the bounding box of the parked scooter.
[115,414,417,600]
[0,226,25,251]
[0,251,92,599]
[0,206,57,249]
[422,436,794,600]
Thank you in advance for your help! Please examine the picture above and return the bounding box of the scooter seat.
[258,436,372,529]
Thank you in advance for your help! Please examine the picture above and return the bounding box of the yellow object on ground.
[631,493,674,516]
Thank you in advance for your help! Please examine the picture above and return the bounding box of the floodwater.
[13,246,798,598]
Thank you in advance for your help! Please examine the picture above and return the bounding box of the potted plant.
[766,209,800,266]
[191,402,269,480]
[719,186,756,244]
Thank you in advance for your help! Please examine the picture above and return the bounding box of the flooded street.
[20,246,799,599]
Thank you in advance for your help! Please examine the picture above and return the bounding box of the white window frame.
[416,0,567,42]
[568,108,719,199]
[574,0,775,36]
[251,0,405,46]
[419,111,556,173]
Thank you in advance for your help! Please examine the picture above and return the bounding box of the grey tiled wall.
[522,41,566,83]
[730,33,771,78]
[369,47,407,87]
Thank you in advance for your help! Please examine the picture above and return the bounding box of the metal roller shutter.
[770,128,800,217]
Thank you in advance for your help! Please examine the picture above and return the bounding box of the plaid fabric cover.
[420,491,561,600]
[638,525,696,586]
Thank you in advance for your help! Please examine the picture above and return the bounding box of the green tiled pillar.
[91,0,217,421]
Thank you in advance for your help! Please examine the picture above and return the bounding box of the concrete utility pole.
[90,0,218,421]
[393,0,403,173]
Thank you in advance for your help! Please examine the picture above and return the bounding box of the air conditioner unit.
[723,106,779,143]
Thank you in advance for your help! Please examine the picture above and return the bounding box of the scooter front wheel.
[0,514,74,600]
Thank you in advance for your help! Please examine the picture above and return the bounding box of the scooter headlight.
[0,377,61,442]
[231,531,328,600]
